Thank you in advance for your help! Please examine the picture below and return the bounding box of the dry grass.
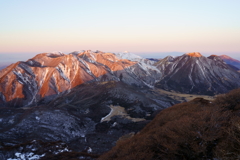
[155,88,215,102]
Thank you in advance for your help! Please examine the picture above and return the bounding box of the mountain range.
[1,51,240,108]
[0,50,162,108]
[0,50,240,159]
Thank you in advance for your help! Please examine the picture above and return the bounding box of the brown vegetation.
[99,89,240,160]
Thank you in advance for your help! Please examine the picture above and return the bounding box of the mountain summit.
[186,52,202,57]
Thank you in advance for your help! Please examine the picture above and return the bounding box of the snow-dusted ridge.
[115,51,160,73]
[46,51,65,56]
[114,51,143,62]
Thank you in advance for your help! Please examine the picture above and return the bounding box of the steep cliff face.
[0,50,161,108]
[155,53,240,95]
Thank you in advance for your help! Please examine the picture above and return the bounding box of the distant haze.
[0,53,37,63]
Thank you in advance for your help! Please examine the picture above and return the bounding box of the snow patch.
[101,107,113,122]
[87,147,92,153]
[112,122,118,127]
[9,119,14,124]
[56,67,70,83]
[7,152,45,160]
[53,147,69,155]
[47,51,64,56]
[115,52,143,62]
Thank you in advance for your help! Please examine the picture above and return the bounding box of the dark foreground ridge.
[100,88,240,160]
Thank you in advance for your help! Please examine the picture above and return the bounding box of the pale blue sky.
[0,0,240,60]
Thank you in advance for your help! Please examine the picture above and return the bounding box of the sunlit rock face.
[186,52,202,57]
[0,50,161,108]
[155,53,240,95]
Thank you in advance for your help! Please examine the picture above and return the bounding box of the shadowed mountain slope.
[220,55,240,69]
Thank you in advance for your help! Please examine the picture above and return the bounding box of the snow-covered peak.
[69,50,100,55]
[69,51,83,55]
[114,52,143,62]
[46,51,65,57]
[114,52,160,76]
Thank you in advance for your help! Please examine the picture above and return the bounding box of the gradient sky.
[0,0,240,59]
